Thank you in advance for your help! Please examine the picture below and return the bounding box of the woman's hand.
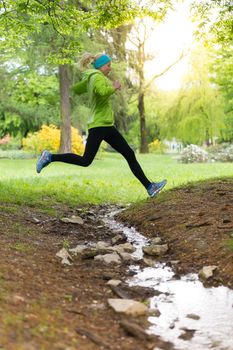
[113,80,121,90]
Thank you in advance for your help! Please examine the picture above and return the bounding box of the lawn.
[0,153,232,207]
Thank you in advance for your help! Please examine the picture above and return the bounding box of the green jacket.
[72,69,115,130]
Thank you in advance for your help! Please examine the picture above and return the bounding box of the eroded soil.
[119,178,233,288]
[0,203,169,350]
[0,179,233,350]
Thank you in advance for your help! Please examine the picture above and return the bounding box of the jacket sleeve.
[92,74,115,97]
[71,79,87,95]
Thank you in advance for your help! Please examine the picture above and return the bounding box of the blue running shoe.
[36,150,52,174]
[147,179,167,198]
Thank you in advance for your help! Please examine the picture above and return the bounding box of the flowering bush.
[212,144,233,162]
[148,139,166,154]
[179,144,210,163]
[23,124,84,155]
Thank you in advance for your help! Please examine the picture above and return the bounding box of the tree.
[126,16,185,153]
[210,44,233,141]
[0,0,160,152]
[192,0,233,45]
[192,1,233,141]
[0,48,59,139]
[159,47,225,145]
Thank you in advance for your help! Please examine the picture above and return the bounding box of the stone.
[171,260,180,265]
[143,244,168,256]
[56,248,73,265]
[148,308,161,317]
[108,298,148,316]
[94,252,121,264]
[107,279,122,287]
[69,245,87,255]
[118,252,136,262]
[120,320,156,340]
[79,248,100,259]
[111,234,126,245]
[10,294,26,305]
[198,266,218,280]
[150,237,162,245]
[111,243,135,254]
[143,257,156,267]
[186,313,200,320]
[95,241,110,250]
[61,215,84,225]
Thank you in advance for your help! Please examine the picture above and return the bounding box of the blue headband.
[92,54,111,69]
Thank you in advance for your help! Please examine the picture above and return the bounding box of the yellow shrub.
[23,124,84,155]
[148,139,165,154]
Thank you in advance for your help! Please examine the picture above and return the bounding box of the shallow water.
[102,208,233,350]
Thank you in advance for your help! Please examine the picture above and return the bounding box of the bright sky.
[143,1,198,90]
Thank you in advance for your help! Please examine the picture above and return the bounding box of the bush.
[0,136,21,150]
[179,144,210,163]
[148,139,166,154]
[22,124,84,155]
[212,144,233,162]
[0,150,34,159]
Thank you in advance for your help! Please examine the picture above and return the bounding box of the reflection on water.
[129,265,233,350]
[103,209,233,350]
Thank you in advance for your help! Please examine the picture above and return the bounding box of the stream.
[101,207,233,350]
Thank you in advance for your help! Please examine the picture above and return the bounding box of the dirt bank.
[118,179,233,288]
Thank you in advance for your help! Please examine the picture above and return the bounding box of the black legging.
[51,126,151,189]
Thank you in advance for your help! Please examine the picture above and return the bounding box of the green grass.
[226,238,233,251]
[0,153,232,206]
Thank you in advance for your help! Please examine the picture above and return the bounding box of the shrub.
[0,136,21,150]
[148,139,166,154]
[22,124,84,155]
[212,144,233,162]
[179,144,210,163]
[0,150,34,159]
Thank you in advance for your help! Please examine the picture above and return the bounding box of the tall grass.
[0,153,232,206]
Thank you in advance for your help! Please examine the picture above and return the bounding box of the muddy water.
[102,208,233,350]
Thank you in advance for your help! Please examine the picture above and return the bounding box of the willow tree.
[192,0,233,142]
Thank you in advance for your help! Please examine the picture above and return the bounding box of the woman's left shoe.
[147,179,167,198]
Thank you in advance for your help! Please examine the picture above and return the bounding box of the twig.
[110,285,130,299]
[76,327,111,349]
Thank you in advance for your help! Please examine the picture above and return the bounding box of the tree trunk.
[138,92,148,153]
[58,64,72,153]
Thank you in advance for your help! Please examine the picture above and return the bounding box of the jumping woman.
[36,52,167,198]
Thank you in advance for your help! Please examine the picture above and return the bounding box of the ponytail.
[78,52,104,71]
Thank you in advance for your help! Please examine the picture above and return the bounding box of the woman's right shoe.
[36,150,52,173]
[147,179,167,198]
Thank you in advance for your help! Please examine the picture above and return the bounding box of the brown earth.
[0,178,233,350]
[0,203,171,350]
[118,178,233,288]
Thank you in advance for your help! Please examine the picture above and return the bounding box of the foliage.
[192,0,233,45]
[0,51,60,138]
[212,144,233,162]
[0,0,166,62]
[179,144,210,163]
[0,135,21,151]
[0,150,34,159]
[148,139,166,154]
[159,46,226,145]
[210,44,233,141]
[22,124,84,155]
